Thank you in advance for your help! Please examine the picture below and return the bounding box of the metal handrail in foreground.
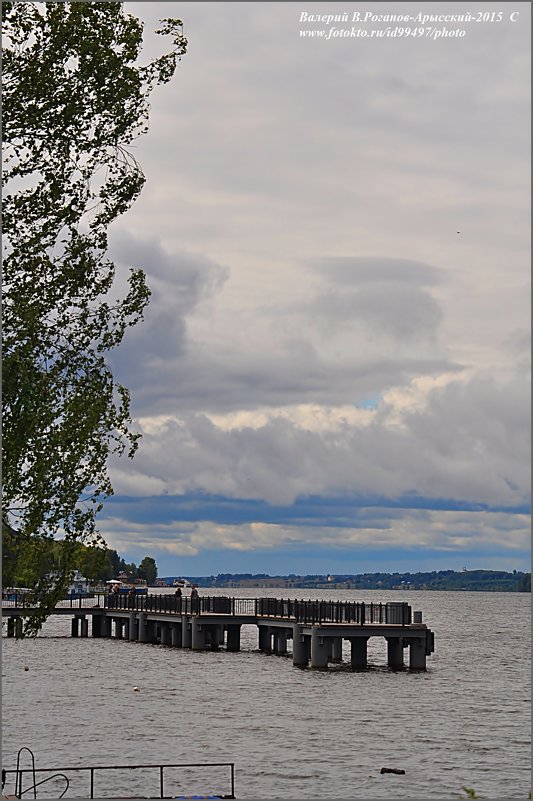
[3,760,235,799]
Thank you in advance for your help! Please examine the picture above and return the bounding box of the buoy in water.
[133,686,140,692]
[24,666,29,671]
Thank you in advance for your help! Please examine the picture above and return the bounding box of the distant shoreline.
[154,569,531,593]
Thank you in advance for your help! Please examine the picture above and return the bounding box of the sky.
[101,1,530,577]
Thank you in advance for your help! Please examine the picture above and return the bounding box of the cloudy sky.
[102,1,530,577]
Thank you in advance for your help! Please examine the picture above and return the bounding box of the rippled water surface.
[2,589,530,799]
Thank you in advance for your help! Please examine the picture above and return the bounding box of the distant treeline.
[160,570,531,592]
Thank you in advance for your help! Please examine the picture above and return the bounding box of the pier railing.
[103,594,412,625]
[2,592,412,625]
[1,593,100,610]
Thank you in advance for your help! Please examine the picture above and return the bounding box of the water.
[2,589,530,799]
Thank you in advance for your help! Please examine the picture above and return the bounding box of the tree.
[138,556,157,585]
[2,2,187,634]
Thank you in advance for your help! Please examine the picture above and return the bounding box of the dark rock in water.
[380,767,406,775]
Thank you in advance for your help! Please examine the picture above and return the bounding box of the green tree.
[2,2,187,634]
[138,556,157,585]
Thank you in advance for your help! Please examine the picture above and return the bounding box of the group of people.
[174,586,199,599]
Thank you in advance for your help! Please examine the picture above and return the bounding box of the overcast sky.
[102,1,530,577]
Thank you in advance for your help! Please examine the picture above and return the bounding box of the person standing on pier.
[190,585,199,613]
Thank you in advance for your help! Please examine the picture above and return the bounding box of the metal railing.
[3,760,235,799]
[2,592,412,626]
[1,593,101,610]
[103,595,411,625]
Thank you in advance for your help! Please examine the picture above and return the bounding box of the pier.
[2,594,435,670]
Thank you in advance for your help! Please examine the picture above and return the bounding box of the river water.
[2,588,530,800]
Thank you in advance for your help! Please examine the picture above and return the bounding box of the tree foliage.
[137,556,157,584]
[2,2,187,633]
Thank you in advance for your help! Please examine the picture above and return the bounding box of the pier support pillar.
[331,637,343,663]
[138,613,147,643]
[292,624,309,667]
[7,618,15,638]
[387,637,404,669]
[160,622,171,646]
[191,617,205,650]
[80,617,89,638]
[114,618,123,639]
[92,615,102,637]
[15,617,23,639]
[273,628,288,654]
[182,617,191,649]
[71,617,79,638]
[129,613,138,641]
[310,628,329,669]
[226,625,241,652]
[100,615,111,638]
[350,637,368,669]
[409,638,426,670]
[171,623,182,648]
[123,618,130,640]
[258,625,271,652]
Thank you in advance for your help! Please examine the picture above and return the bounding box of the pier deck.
[2,594,435,670]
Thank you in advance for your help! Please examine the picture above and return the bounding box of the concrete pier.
[137,612,147,643]
[191,617,205,650]
[292,623,309,666]
[171,623,182,647]
[182,617,191,648]
[408,638,426,670]
[258,625,271,653]
[129,613,138,641]
[2,594,434,675]
[387,637,404,668]
[310,627,328,669]
[330,637,343,662]
[226,624,241,652]
[160,622,170,646]
[350,637,368,669]
[273,628,288,655]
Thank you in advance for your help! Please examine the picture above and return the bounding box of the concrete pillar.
[138,612,147,643]
[292,624,309,666]
[71,617,79,638]
[14,618,24,639]
[92,615,102,637]
[101,615,111,638]
[182,617,191,649]
[129,613,138,641]
[331,637,343,662]
[148,621,159,644]
[226,625,241,652]
[413,611,423,624]
[387,637,404,669]
[207,625,220,650]
[409,638,426,670]
[114,618,123,639]
[310,628,329,669]
[123,618,130,640]
[191,617,205,650]
[80,617,89,638]
[258,625,271,652]
[7,618,15,638]
[274,628,288,654]
[160,622,171,646]
[171,623,182,647]
[350,637,368,669]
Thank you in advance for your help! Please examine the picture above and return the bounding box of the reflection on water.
[2,589,530,799]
